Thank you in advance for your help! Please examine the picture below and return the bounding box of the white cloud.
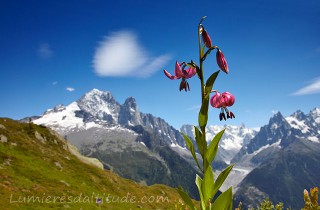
[52,81,58,85]
[66,87,75,92]
[186,104,201,111]
[38,43,53,59]
[92,30,171,77]
[292,77,320,95]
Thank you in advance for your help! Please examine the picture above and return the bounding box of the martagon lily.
[163,61,197,91]
[163,16,235,210]
[210,91,235,121]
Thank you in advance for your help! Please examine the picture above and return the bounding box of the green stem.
[198,20,207,159]
[201,46,218,62]
[198,24,205,103]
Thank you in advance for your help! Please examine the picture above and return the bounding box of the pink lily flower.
[164,61,197,91]
[210,91,235,121]
[216,49,229,74]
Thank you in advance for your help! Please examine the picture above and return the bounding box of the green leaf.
[206,129,225,164]
[182,132,201,171]
[205,70,220,96]
[194,126,206,157]
[211,187,233,210]
[201,165,214,203]
[177,186,197,210]
[198,71,220,129]
[195,175,206,210]
[212,164,234,198]
[198,97,209,128]
[198,110,207,128]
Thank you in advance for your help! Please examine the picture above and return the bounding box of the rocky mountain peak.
[53,104,66,112]
[124,97,138,111]
[269,111,285,123]
[43,104,66,115]
[310,107,320,124]
[76,89,120,122]
[79,89,115,104]
[291,110,307,121]
[267,111,291,131]
[118,97,142,126]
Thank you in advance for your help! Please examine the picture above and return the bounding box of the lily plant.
[164,16,235,210]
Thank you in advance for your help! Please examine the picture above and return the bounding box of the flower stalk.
[164,16,235,210]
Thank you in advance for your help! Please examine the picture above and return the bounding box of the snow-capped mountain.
[232,108,320,167]
[180,124,258,164]
[234,108,320,209]
[34,88,184,147]
[286,108,320,142]
[32,88,199,198]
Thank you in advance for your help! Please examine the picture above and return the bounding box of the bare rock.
[54,161,63,169]
[35,131,46,143]
[0,134,7,143]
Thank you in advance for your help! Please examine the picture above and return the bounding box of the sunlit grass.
[0,118,185,209]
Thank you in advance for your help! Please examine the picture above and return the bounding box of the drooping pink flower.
[210,92,235,108]
[210,91,235,121]
[201,27,212,48]
[216,49,228,74]
[210,91,223,108]
[164,61,197,91]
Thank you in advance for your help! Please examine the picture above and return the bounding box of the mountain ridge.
[232,108,320,168]
[31,88,199,198]
[233,108,320,209]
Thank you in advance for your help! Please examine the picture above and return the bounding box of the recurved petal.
[184,67,197,79]
[210,92,224,108]
[174,61,184,78]
[164,70,179,80]
[222,92,235,106]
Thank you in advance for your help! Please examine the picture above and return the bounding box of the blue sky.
[1,0,320,129]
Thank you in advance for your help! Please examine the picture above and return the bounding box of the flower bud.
[216,49,228,74]
[201,28,212,48]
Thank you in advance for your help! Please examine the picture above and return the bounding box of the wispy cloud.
[38,43,53,59]
[186,104,201,111]
[292,77,320,95]
[92,30,171,78]
[52,81,58,85]
[66,87,75,92]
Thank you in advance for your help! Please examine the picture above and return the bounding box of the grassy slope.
[0,118,188,210]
